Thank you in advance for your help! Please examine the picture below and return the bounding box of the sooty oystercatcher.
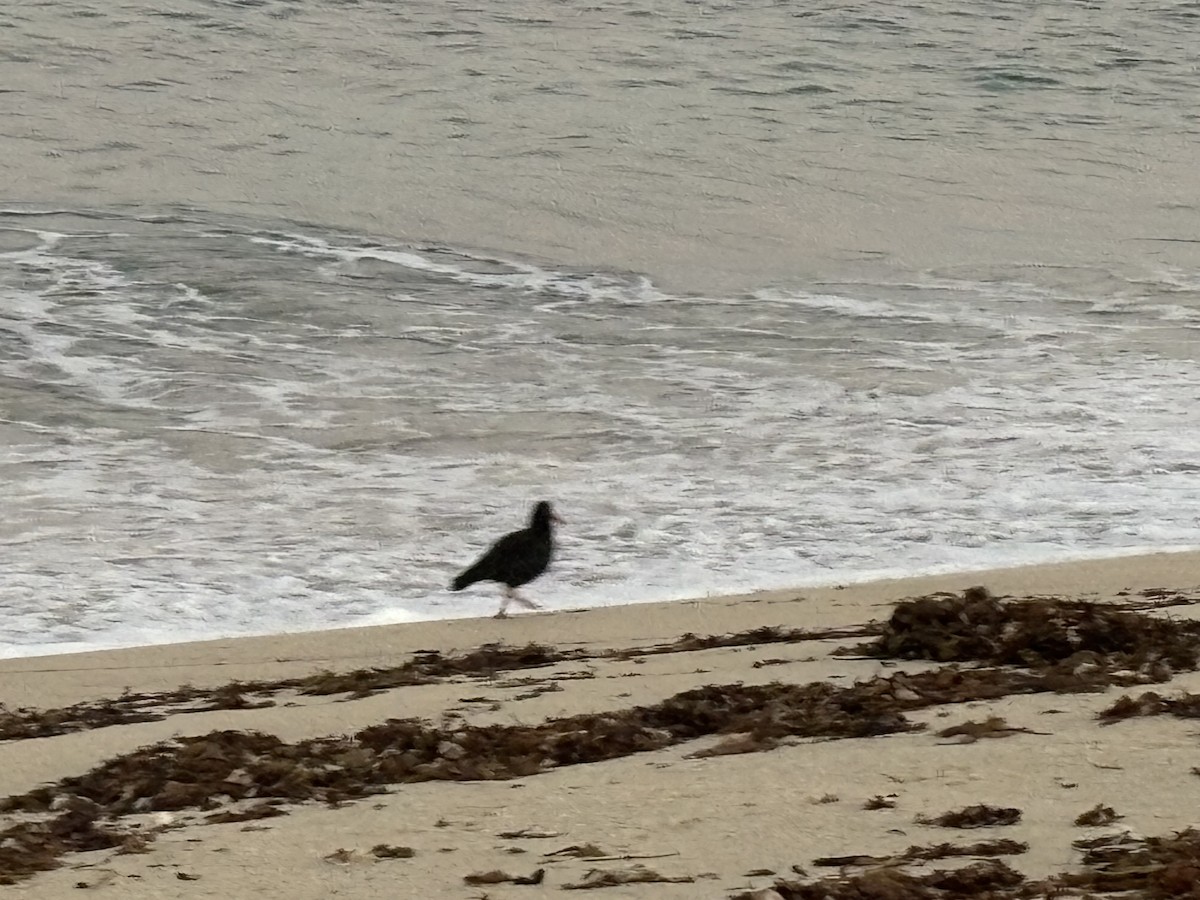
[450,501,563,618]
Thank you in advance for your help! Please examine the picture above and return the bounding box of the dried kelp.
[916,805,1022,828]
[11,588,1197,743]
[0,799,134,885]
[1075,804,1122,827]
[0,678,923,882]
[0,624,873,742]
[203,800,287,824]
[760,836,1200,900]
[545,844,608,859]
[1058,829,1200,897]
[0,683,274,742]
[302,644,575,699]
[464,867,544,885]
[638,624,876,657]
[371,844,415,859]
[854,588,1200,682]
[562,864,693,889]
[1099,691,1200,723]
[813,839,1028,867]
[732,859,1025,900]
[8,590,1200,884]
[0,635,1186,884]
[935,716,1045,743]
[862,795,896,810]
[734,827,1198,900]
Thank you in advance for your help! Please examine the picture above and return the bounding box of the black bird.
[450,501,563,618]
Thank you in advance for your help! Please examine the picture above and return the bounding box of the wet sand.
[3,550,1200,896]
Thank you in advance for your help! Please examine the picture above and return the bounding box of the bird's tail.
[450,564,483,592]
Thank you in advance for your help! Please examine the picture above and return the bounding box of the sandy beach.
[3,550,1200,897]
[4,1,1200,893]
[3,0,1199,655]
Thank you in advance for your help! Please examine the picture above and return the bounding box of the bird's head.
[532,501,564,528]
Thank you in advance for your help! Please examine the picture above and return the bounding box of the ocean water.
[1,208,1197,657]
[2,0,1200,657]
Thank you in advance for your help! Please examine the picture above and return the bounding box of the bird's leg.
[512,589,541,611]
[495,586,513,619]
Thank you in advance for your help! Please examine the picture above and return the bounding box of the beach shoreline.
[4,0,1199,663]
[4,545,1197,667]
[3,550,1200,896]
[0,547,1195,675]
[3,2,1200,891]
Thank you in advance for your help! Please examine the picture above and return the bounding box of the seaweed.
[735,829,1200,899]
[852,587,1200,680]
[0,624,874,741]
[1099,691,1200,723]
[915,805,1022,829]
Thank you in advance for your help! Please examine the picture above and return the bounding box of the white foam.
[2,217,1199,658]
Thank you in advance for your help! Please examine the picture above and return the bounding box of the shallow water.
[2,0,1199,655]
[1,208,1197,656]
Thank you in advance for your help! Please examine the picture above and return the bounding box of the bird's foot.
[494,609,509,619]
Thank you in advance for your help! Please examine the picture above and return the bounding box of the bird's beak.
[552,512,565,525]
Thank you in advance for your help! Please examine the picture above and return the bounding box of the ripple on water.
[0,209,1198,656]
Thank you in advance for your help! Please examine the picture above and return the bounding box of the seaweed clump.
[0,684,274,742]
[733,859,1025,900]
[0,624,870,742]
[855,587,1200,683]
[0,678,920,882]
[916,805,1022,829]
[1060,829,1200,896]
[0,798,133,885]
[1099,691,1200,723]
[813,839,1028,867]
[734,828,1200,899]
